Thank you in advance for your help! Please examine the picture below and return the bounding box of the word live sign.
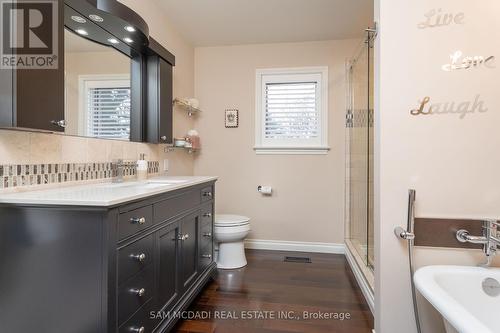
[417,9,465,29]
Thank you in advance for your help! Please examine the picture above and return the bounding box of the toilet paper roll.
[258,186,273,195]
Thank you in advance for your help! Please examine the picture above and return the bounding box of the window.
[79,75,131,139]
[255,67,329,154]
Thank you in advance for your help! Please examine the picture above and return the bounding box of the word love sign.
[418,9,464,29]
[442,51,495,71]
[410,95,488,119]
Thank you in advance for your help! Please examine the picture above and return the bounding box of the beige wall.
[375,0,500,332]
[193,40,359,244]
[0,1,195,176]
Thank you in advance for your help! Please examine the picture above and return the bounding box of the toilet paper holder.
[257,186,273,195]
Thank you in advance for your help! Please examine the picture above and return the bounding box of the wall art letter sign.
[418,9,464,29]
[410,95,488,119]
[442,51,495,71]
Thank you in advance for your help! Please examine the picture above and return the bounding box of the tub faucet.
[456,220,500,267]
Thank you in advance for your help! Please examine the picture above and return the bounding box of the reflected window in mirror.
[64,28,132,140]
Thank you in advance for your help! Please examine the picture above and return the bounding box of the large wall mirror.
[0,0,174,144]
[64,28,132,140]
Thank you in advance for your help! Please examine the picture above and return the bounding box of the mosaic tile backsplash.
[0,161,160,189]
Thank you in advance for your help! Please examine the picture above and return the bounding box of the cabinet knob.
[130,288,146,297]
[51,119,67,128]
[160,136,167,141]
[203,232,212,238]
[129,326,145,333]
[130,217,146,225]
[201,254,212,259]
[203,213,212,218]
[130,253,146,262]
[173,233,189,241]
[202,192,212,197]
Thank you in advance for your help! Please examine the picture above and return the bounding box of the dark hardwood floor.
[173,249,374,333]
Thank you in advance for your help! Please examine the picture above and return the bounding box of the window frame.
[254,67,329,155]
[78,74,131,140]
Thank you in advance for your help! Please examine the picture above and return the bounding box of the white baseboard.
[244,239,345,254]
[345,245,375,315]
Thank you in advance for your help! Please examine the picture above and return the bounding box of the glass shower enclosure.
[345,32,375,284]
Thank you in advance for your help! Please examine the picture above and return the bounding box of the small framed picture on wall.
[225,109,239,128]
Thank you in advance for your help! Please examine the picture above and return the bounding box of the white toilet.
[214,214,251,269]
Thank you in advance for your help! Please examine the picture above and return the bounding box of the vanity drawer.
[201,217,212,237]
[201,185,214,202]
[118,299,159,333]
[119,205,153,240]
[118,265,154,325]
[199,241,213,272]
[153,190,200,224]
[201,203,213,226]
[118,234,154,285]
[201,233,213,252]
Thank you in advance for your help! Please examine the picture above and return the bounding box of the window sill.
[254,146,330,155]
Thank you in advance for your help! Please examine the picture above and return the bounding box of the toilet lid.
[215,214,250,227]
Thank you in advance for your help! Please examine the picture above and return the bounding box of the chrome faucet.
[112,159,125,183]
[456,220,500,266]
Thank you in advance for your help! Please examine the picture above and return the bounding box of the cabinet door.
[158,58,173,143]
[157,220,180,312]
[0,0,65,132]
[146,56,173,144]
[0,68,13,127]
[180,212,200,291]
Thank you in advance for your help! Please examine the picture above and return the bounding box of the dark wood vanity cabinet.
[0,182,216,333]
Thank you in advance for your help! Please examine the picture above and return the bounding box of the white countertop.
[0,176,217,207]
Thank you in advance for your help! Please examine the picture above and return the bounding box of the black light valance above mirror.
[0,0,175,144]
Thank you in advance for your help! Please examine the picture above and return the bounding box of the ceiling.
[155,0,374,46]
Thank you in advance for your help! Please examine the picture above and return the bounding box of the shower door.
[346,36,374,271]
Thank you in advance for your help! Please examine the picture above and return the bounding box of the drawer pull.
[130,253,146,262]
[130,288,146,297]
[203,213,212,218]
[130,217,146,225]
[129,326,145,333]
[203,232,212,238]
[173,234,189,241]
[201,254,212,259]
[202,191,212,198]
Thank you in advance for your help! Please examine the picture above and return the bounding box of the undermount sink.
[414,265,500,333]
[99,180,186,189]
[147,179,188,184]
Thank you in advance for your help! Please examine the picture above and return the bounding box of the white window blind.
[255,67,329,154]
[80,76,131,139]
[265,82,319,140]
[87,87,130,139]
